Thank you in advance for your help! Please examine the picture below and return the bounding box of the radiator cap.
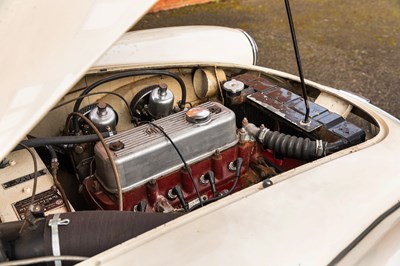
[223,79,244,94]
[186,106,211,124]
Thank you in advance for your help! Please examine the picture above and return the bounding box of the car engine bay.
[0,66,378,262]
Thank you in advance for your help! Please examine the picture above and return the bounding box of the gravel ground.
[133,0,400,118]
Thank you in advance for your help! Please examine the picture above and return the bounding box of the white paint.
[93,26,257,68]
[0,0,157,161]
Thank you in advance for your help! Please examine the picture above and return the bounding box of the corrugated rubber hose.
[244,122,349,160]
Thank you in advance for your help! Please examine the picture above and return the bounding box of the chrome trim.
[238,29,259,65]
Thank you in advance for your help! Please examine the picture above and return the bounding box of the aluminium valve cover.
[94,102,238,193]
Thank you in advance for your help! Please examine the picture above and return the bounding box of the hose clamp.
[258,128,270,143]
[315,140,325,157]
[48,213,70,266]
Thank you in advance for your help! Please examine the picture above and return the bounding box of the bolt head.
[109,141,124,151]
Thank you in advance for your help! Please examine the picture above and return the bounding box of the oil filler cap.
[186,107,211,124]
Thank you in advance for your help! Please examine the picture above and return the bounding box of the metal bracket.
[258,128,270,143]
[315,139,325,157]
[48,213,70,266]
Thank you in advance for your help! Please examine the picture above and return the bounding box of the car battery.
[230,73,365,145]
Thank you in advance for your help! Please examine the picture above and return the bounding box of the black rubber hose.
[326,139,349,155]
[260,129,349,160]
[9,211,182,260]
[262,131,320,160]
[262,131,353,160]
[72,70,187,132]
[244,121,323,160]
[0,220,25,242]
[244,121,350,160]
[45,145,57,160]
[14,132,113,150]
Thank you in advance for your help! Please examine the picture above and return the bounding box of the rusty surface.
[233,73,276,92]
[247,91,321,132]
[226,88,255,105]
[250,164,275,180]
[231,73,258,85]
[232,74,322,132]
[266,87,301,103]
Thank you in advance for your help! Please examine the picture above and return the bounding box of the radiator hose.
[0,211,181,262]
[243,120,348,160]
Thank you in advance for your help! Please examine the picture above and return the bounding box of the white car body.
[80,64,400,266]
[94,26,258,69]
[0,1,399,266]
[0,0,158,160]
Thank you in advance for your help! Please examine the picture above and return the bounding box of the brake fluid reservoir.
[148,83,174,118]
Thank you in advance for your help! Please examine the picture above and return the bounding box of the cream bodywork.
[0,0,157,161]
[339,207,400,265]
[79,65,400,265]
[94,26,257,68]
[1,1,400,265]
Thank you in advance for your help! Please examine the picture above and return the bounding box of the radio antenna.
[284,0,310,124]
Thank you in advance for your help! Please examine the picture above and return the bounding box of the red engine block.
[82,140,270,212]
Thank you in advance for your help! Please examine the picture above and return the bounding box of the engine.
[82,101,264,211]
[0,66,373,263]
[94,102,237,192]
[75,71,366,212]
